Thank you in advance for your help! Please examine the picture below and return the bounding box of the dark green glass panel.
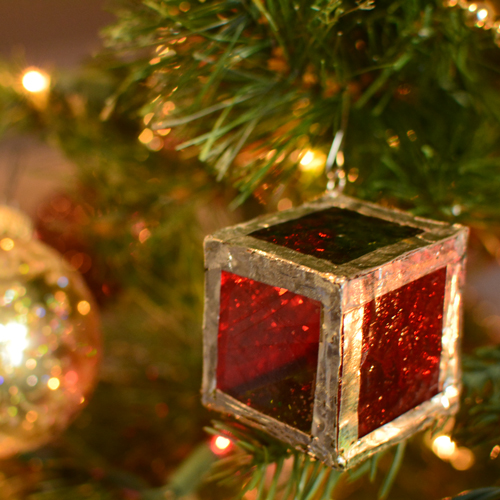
[250,207,423,265]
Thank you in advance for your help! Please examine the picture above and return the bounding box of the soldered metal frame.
[202,193,468,469]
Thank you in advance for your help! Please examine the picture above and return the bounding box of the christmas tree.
[1,0,500,498]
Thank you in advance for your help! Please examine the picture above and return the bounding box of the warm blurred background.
[0,0,112,216]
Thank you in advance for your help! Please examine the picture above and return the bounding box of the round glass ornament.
[0,206,100,458]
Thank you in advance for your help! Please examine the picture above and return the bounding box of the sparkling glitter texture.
[217,271,322,433]
[203,193,467,469]
[251,207,423,266]
[357,268,446,438]
[0,207,100,458]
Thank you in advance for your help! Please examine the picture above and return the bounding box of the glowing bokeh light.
[147,137,164,151]
[0,238,14,251]
[26,410,38,423]
[65,370,79,385]
[477,8,489,20]
[432,435,456,460]
[0,322,29,367]
[431,435,474,469]
[77,300,91,316]
[22,69,50,93]
[277,198,293,212]
[47,377,60,390]
[300,150,315,166]
[210,435,233,455]
[450,447,475,470]
[139,128,154,145]
[336,150,345,167]
[25,358,37,370]
[57,276,69,288]
[215,436,231,450]
[76,300,91,316]
[299,150,326,174]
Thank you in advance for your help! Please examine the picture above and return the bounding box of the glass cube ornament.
[202,194,468,469]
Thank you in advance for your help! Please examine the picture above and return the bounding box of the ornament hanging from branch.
[0,206,100,458]
[202,193,467,469]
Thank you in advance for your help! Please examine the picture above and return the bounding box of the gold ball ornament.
[0,206,100,458]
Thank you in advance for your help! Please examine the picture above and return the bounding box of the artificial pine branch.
[204,420,407,499]
[103,0,500,216]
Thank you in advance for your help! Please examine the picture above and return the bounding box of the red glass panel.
[357,267,446,438]
[217,271,322,433]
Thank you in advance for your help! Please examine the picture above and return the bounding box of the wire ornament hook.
[325,90,350,195]
[325,129,346,194]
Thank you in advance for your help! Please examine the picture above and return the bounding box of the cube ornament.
[202,194,468,469]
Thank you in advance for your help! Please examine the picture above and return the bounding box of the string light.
[210,435,233,455]
[431,435,475,470]
[478,8,489,20]
[299,150,315,166]
[21,69,50,93]
[138,129,164,151]
[298,149,326,174]
[432,435,456,459]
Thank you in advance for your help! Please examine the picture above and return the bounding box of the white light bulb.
[300,150,315,166]
[22,69,50,93]
[432,435,456,460]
